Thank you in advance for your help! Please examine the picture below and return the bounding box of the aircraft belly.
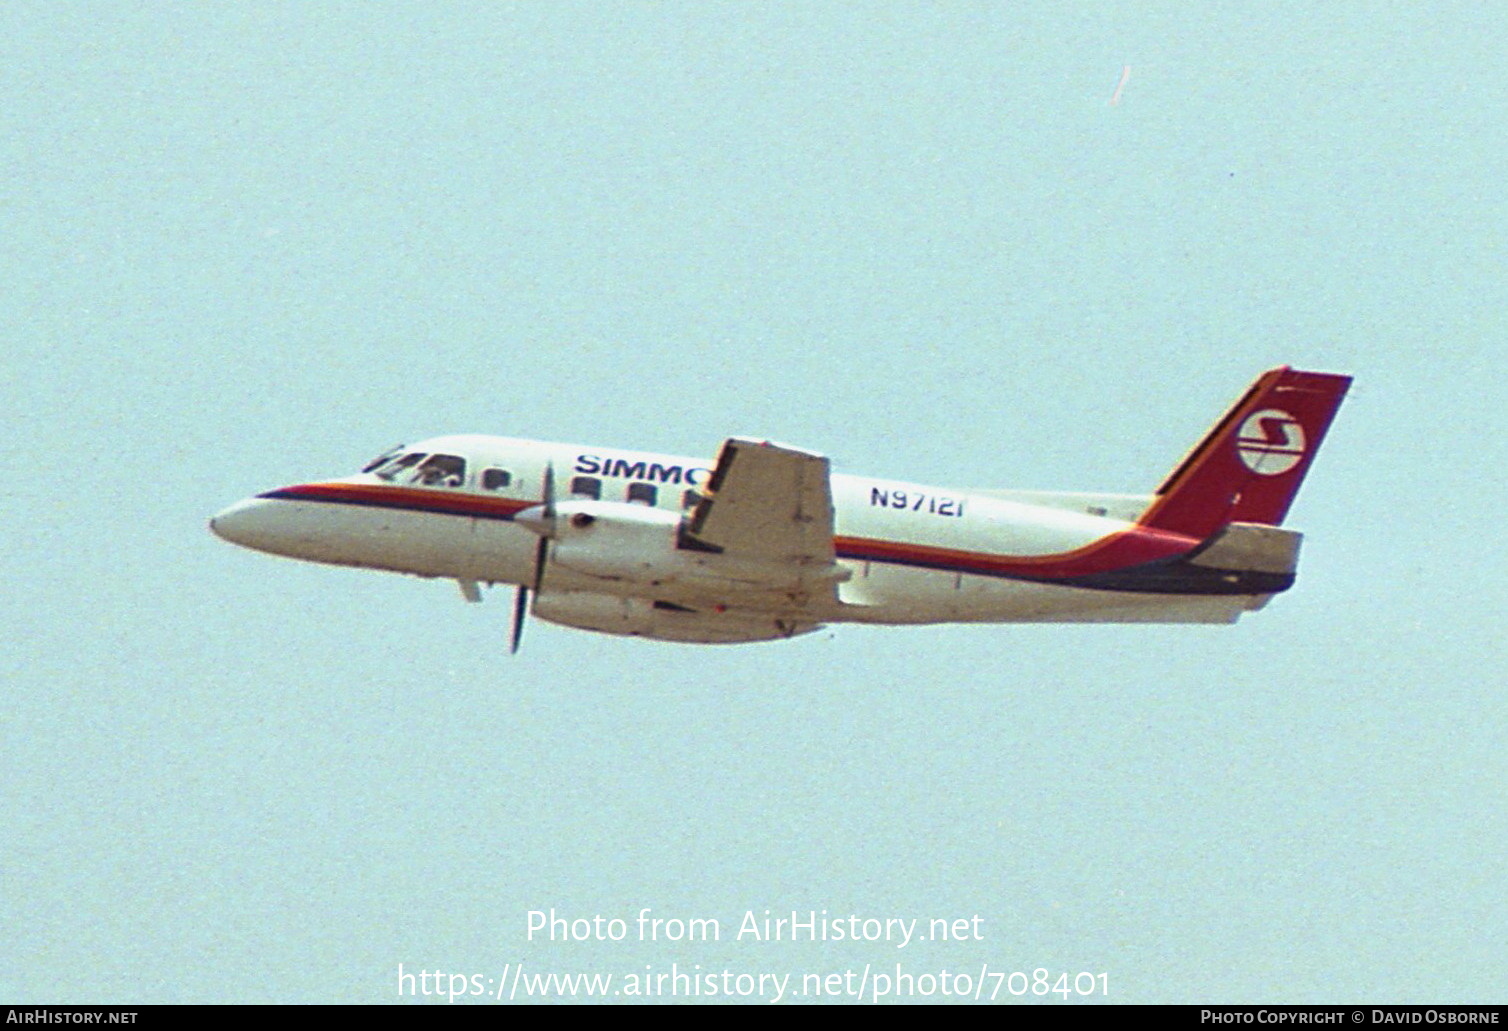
[833,560,1255,625]
[948,578,1247,623]
[1011,593,1250,623]
[833,561,962,623]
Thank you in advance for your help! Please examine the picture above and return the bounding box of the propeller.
[510,462,556,653]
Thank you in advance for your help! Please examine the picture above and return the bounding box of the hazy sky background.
[4,2,1504,1004]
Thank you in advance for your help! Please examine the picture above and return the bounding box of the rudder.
[1140,367,1351,539]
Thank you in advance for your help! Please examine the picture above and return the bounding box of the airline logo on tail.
[1237,409,1305,475]
[1145,366,1351,538]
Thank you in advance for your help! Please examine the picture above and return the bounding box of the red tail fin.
[1140,367,1352,539]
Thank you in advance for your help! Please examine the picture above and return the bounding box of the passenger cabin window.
[569,476,601,500]
[482,468,512,491]
[414,454,466,487]
[627,482,657,506]
[374,452,426,481]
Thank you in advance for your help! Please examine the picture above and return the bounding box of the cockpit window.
[373,452,426,481]
[361,445,405,473]
[414,454,466,487]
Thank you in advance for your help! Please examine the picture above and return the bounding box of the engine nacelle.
[544,500,684,583]
[532,499,848,597]
[532,591,821,644]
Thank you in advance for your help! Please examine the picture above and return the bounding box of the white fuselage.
[211,434,1272,633]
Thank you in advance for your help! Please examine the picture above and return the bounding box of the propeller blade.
[532,460,555,594]
[510,460,557,655]
[532,534,549,596]
[510,586,529,654]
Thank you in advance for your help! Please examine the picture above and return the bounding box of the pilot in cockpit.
[414,454,466,488]
[363,447,466,487]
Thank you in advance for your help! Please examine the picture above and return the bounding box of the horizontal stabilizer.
[1188,522,1302,576]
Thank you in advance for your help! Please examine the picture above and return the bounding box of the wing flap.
[683,438,838,582]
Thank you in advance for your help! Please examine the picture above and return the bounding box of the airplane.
[209,366,1351,650]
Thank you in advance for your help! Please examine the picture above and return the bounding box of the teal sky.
[3,2,1504,1004]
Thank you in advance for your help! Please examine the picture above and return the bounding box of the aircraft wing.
[682,438,840,589]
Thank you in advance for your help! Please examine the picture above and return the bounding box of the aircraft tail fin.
[1140,367,1351,539]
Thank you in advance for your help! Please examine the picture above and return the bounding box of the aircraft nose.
[209,496,301,554]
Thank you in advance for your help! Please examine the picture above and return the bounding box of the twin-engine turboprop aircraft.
[210,367,1351,648]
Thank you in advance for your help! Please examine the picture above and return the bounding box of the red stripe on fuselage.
[836,522,1197,580]
[262,481,533,521]
[266,482,1201,583]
